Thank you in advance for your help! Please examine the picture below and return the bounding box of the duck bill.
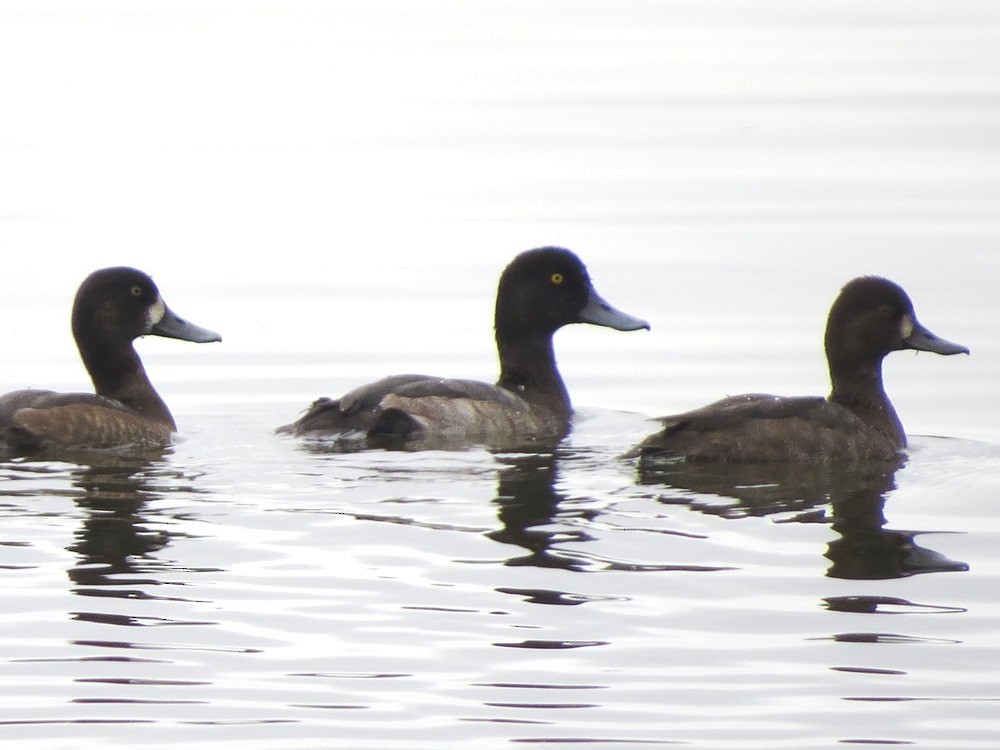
[903,317,968,356]
[150,300,222,343]
[579,288,650,331]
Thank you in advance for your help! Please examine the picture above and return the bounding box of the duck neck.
[495,333,572,421]
[80,339,177,431]
[828,357,905,447]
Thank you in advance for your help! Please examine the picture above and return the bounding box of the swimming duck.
[0,267,221,454]
[628,276,968,463]
[278,246,649,446]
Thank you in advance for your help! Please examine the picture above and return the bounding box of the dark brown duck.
[629,276,968,463]
[0,267,221,454]
[278,246,649,447]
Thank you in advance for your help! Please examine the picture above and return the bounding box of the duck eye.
[877,303,893,319]
[550,273,564,285]
[130,285,143,298]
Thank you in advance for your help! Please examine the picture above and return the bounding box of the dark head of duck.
[72,266,221,429]
[824,275,969,409]
[494,247,650,339]
[493,247,649,402]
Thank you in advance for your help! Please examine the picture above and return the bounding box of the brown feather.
[12,404,172,450]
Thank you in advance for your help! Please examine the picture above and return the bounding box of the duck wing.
[0,389,170,453]
[279,373,557,444]
[630,394,896,462]
[277,374,461,435]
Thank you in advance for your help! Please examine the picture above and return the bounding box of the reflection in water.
[823,596,965,616]
[487,452,591,571]
[293,432,564,456]
[825,465,968,580]
[638,457,968,580]
[488,452,729,580]
[65,451,212,598]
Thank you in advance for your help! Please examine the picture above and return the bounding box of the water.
[1,1,999,747]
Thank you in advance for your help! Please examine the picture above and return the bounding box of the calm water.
[2,2,1000,748]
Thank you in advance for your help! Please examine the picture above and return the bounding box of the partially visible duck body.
[278,247,650,448]
[629,276,968,464]
[287,374,559,444]
[633,393,902,463]
[0,267,221,456]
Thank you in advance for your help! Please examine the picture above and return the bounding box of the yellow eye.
[550,273,564,285]
[130,285,143,297]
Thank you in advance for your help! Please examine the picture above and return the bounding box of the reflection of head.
[639,456,967,580]
[67,456,170,591]
[488,453,572,569]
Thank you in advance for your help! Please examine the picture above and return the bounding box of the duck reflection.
[824,463,968,580]
[487,452,595,571]
[638,457,967,579]
[487,452,731,579]
[66,450,186,597]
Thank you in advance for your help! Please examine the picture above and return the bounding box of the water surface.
[1,2,999,748]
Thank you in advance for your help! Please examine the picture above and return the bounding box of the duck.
[277,246,649,447]
[0,267,221,455]
[628,276,968,463]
